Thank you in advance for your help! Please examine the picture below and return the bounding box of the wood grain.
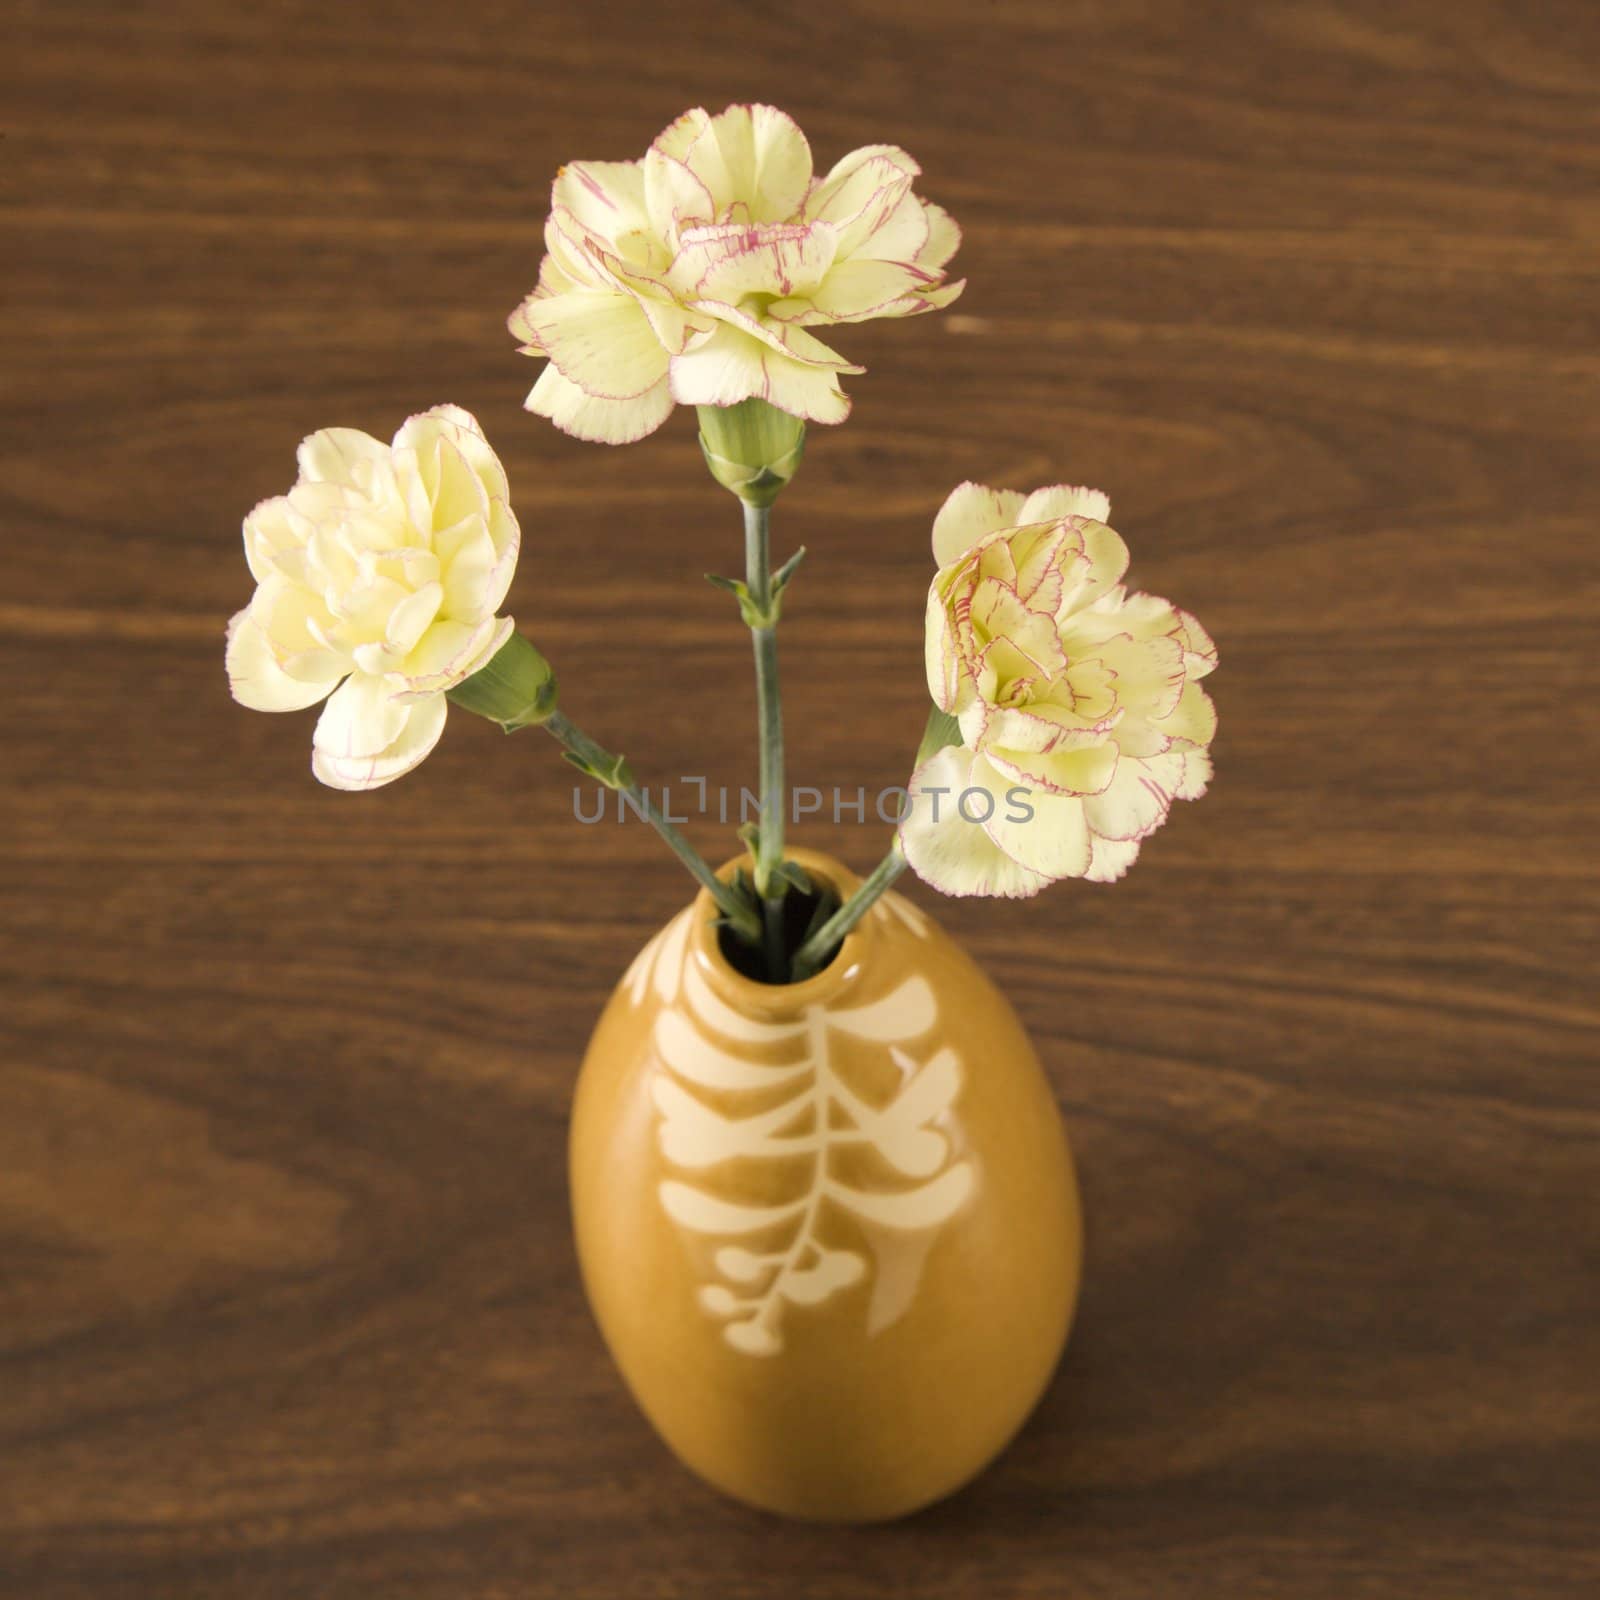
[3,0,1598,1594]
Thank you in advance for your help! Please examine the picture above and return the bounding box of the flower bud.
[446,632,558,731]
[697,399,806,507]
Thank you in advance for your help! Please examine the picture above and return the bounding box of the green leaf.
[563,748,632,789]
[771,545,808,595]
[809,885,843,937]
[771,859,813,895]
[706,571,778,629]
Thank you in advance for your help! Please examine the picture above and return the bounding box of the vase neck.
[689,848,874,1020]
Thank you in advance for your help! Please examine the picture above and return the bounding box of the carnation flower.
[508,103,963,444]
[225,405,519,790]
[900,482,1218,897]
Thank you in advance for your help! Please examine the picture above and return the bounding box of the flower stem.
[791,841,909,980]
[542,709,761,942]
[743,498,789,976]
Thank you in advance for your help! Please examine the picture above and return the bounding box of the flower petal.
[1085,835,1141,883]
[1175,749,1213,801]
[1095,629,1186,720]
[1052,520,1131,617]
[806,146,918,240]
[1082,754,1182,843]
[1176,606,1219,678]
[898,748,1050,899]
[384,582,442,657]
[644,112,719,241]
[295,427,388,489]
[924,579,964,711]
[983,703,1120,757]
[390,615,510,699]
[810,156,916,259]
[666,322,851,424]
[773,257,941,324]
[913,277,966,312]
[312,691,448,792]
[392,434,490,545]
[242,496,309,584]
[672,220,837,304]
[551,158,649,243]
[977,758,1093,880]
[707,103,814,222]
[687,301,863,370]
[987,741,1120,800]
[480,499,520,617]
[226,608,341,712]
[435,515,498,619]
[249,573,345,672]
[970,579,1068,680]
[392,405,509,509]
[1157,680,1217,750]
[931,483,1027,566]
[1018,484,1111,524]
[1082,750,1211,874]
[519,290,670,401]
[586,244,713,353]
[525,362,674,444]
[912,200,962,271]
[313,671,410,761]
[508,290,554,354]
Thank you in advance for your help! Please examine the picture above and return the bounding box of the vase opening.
[714,865,845,985]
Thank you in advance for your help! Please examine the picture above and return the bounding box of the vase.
[569,848,1082,1521]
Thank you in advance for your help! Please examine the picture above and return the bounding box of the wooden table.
[4,2,1597,1594]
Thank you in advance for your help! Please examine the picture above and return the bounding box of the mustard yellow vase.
[570,849,1082,1522]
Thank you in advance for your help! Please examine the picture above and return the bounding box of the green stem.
[791,842,909,980]
[543,709,760,942]
[790,702,944,975]
[743,499,789,976]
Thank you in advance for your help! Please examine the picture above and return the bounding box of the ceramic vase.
[570,849,1082,1521]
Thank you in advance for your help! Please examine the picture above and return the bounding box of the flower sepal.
[915,706,963,766]
[446,632,559,732]
[697,399,806,507]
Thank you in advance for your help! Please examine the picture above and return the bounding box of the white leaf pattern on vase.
[639,897,974,1356]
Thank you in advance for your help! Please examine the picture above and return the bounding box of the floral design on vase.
[624,894,975,1356]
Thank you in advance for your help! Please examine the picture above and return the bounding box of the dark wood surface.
[4,1,1598,1594]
